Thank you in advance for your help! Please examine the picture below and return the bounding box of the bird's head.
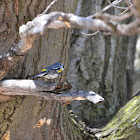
[53,62,64,74]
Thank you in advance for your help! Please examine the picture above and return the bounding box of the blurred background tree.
[67,0,137,127]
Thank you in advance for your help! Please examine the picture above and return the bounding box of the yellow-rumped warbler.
[34,62,64,79]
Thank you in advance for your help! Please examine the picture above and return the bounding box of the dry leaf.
[33,117,46,128]
[2,130,10,140]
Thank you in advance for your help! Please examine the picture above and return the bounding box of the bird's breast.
[44,74,58,79]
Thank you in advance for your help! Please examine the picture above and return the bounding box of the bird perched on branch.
[34,62,64,79]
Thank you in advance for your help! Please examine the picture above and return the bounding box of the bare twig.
[88,0,124,19]
[96,12,133,22]
[81,0,133,36]
[0,80,104,104]
[119,5,133,15]
[80,30,99,36]
[42,0,59,14]
[110,2,131,10]
[88,0,133,19]
[103,0,123,12]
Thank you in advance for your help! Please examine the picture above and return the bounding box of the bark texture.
[7,98,83,140]
[67,0,137,127]
[0,0,83,139]
[70,93,140,140]
[96,94,140,140]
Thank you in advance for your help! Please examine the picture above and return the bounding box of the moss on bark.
[97,95,140,139]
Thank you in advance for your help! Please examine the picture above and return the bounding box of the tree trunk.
[0,0,83,139]
[67,0,137,127]
[7,98,83,140]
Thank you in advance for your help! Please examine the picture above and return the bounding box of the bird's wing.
[45,69,58,75]
[41,68,47,72]
[34,70,48,78]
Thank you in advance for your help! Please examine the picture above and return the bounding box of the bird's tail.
[33,72,45,79]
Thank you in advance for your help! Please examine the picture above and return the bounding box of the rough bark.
[1,97,83,140]
[0,0,83,139]
[67,0,137,128]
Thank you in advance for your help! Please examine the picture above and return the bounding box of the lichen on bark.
[96,95,140,139]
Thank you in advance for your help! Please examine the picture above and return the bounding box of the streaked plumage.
[34,62,64,79]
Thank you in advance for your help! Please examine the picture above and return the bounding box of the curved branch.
[19,11,140,38]
[0,80,104,104]
[19,12,112,38]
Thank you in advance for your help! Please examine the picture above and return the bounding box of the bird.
[33,62,64,79]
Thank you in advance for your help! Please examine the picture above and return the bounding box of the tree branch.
[19,11,140,38]
[0,80,104,104]
[95,12,133,22]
